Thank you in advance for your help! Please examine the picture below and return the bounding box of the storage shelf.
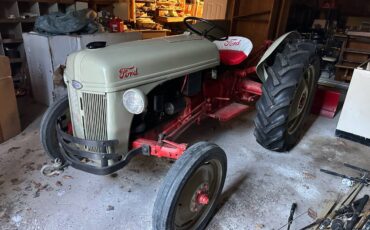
[157,16,184,23]
[1,38,23,44]
[335,64,355,69]
[0,0,89,88]
[9,58,23,64]
[136,0,156,2]
[0,19,20,24]
[342,59,363,64]
[0,17,37,24]
[344,48,370,55]
[158,8,183,10]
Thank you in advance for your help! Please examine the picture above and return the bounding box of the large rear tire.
[153,142,227,230]
[254,39,320,152]
[40,95,69,161]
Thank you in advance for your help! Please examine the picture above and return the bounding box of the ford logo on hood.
[71,80,83,89]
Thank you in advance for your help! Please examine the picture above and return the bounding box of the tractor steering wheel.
[184,17,228,41]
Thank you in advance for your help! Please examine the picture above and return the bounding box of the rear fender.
[256,31,301,82]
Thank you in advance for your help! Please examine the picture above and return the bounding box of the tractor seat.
[213,36,253,66]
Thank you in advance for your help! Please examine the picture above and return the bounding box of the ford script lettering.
[119,66,138,79]
[224,39,241,47]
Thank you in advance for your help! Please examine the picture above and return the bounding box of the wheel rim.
[173,159,223,229]
[287,65,315,135]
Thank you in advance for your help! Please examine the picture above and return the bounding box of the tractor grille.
[81,92,108,142]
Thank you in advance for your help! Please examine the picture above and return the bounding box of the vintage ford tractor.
[40,17,319,229]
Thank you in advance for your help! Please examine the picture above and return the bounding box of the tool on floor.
[355,211,370,229]
[320,163,370,186]
[278,210,309,230]
[316,183,365,229]
[287,203,297,230]
[299,163,370,230]
[313,195,369,230]
[299,200,337,230]
[346,195,369,230]
[362,217,370,230]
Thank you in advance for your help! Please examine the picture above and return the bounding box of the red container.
[109,17,124,32]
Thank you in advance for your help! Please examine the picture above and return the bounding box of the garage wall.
[228,0,291,49]
[203,0,228,19]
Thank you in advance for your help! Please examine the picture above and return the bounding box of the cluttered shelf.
[131,0,203,30]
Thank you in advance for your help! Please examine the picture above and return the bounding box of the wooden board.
[157,16,184,23]
[203,0,227,19]
[141,30,170,39]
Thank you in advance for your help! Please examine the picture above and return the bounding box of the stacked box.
[0,55,21,143]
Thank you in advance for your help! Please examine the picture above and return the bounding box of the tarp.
[35,9,98,35]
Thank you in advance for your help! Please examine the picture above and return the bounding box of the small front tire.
[153,142,227,230]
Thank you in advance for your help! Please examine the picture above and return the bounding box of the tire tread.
[254,39,319,151]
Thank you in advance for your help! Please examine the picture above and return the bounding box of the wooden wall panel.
[203,0,228,19]
[231,0,275,49]
[230,0,292,49]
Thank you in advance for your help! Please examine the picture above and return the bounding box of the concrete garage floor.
[0,111,369,230]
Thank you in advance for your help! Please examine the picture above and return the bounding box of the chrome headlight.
[122,88,147,114]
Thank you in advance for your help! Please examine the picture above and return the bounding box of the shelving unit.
[129,0,202,27]
[335,33,370,82]
[0,0,82,93]
[156,0,185,23]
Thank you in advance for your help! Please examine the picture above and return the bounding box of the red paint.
[119,66,138,79]
[312,88,341,118]
[197,193,209,205]
[67,122,73,135]
[234,67,257,78]
[128,41,272,160]
[109,17,124,32]
[209,103,251,122]
[239,79,263,96]
[219,50,248,66]
[132,138,187,159]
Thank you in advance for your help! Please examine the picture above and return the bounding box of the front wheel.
[254,39,320,152]
[40,95,70,161]
[153,142,227,230]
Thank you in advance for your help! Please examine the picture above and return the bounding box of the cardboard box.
[0,56,21,143]
[0,55,11,77]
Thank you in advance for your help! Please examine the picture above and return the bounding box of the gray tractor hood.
[64,34,220,93]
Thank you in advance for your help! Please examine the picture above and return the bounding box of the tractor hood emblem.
[119,66,138,79]
[71,80,83,89]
